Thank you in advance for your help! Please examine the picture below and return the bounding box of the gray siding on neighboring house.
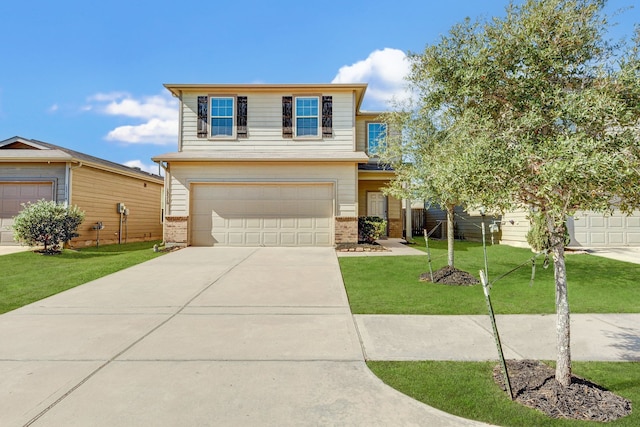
[0,163,67,202]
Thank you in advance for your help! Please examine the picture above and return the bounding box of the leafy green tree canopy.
[382,0,640,387]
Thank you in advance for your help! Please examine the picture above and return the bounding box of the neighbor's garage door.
[571,210,640,247]
[0,182,54,245]
[191,183,334,246]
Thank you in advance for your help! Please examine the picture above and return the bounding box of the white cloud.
[332,48,412,110]
[124,160,163,176]
[88,92,179,145]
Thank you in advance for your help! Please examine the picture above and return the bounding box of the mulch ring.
[419,265,479,285]
[494,360,632,422]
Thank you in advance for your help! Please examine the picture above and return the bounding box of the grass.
[339,238,640,314]
[0,240,165,314]
[368,360,640,426]
[341,239,640,425]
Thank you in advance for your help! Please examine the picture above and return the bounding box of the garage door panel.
[571,210,640,247]
[298,232,314,245]
[191,184,334,247]
[1,182,54,246]
[281,232,296,245]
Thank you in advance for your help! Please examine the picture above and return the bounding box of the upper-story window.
[211,97,234,137]
[367,122,387,156]
[295,97,319,137]
[197,95,248,139]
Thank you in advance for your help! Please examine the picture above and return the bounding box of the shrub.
[358,216,387,243]
[12,200,85,253]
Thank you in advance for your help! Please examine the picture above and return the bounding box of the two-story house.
[152,83,402,247]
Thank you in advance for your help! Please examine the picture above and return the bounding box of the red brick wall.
[335,217,358,244]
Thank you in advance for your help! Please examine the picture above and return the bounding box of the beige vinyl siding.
[168,162,357,218]
[355,117,367,153]
[180,92,355,150]
[0,163,66,202]
[70,166,163,246]
[499,210,530,247]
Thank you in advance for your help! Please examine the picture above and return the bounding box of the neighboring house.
[152,83,402,247]
[422,205,640,248]
[0,137,164,246]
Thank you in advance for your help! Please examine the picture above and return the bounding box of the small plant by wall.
[358,216,387,243]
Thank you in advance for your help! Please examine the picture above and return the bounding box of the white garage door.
[191,183,334,247]
[571,210,640,247]
[1,182,54,245]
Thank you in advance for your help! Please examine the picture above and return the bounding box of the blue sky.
[0,0,636,174]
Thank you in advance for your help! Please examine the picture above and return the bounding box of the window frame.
[294,95,321,138]
[367,122,387,156]
[209,95,236,139]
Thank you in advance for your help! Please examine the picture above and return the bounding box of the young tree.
[380,108,473,267]
[393,0,640,386]
[13,200,85,253]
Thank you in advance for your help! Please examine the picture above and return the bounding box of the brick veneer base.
[335,217,358,244]
[165,216,188,245]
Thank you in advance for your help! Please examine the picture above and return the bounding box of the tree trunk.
[548,215,572,386]
[446,204,455,267]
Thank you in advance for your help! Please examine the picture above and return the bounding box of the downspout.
[156,161,170,244]
[65,161,83,207]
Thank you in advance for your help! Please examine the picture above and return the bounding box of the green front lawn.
[341,240,640,425]
[0,241,165,314]
[368,360,640,426]
[339,239,640,314]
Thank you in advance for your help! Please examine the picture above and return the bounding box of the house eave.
[152,150,370,163]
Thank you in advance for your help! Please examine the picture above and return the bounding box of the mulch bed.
[419,265,479,285]
[493,360,632,422]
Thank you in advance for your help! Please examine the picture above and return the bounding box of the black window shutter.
[197,96,208,138]
[282,96,293,138]
[322,96,332,137]
[237,96,248,138]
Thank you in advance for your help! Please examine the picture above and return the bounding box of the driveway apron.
[0,247,485,426]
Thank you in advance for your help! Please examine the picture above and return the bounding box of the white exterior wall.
[180,92,356,151]
[167,162,358,217]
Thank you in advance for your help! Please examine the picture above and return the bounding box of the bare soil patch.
[493,360,632,422]
[419,265,479,285]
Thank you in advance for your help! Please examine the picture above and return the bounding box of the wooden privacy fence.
[402,208,444,238]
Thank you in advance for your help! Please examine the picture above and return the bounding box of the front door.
[367,192,387,219]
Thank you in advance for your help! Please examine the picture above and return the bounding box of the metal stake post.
[480,270,513,400]
[423,229,434,282]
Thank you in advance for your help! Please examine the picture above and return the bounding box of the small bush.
[13,200,85,253]
[358,216,387,243]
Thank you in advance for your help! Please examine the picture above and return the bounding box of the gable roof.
[0,136,163,183]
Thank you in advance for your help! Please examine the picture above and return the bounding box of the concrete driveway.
[0,247,485,426]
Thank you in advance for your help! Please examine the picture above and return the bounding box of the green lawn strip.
[339,239,640,314]
[0,240,164,314]
[367,361,640,426]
